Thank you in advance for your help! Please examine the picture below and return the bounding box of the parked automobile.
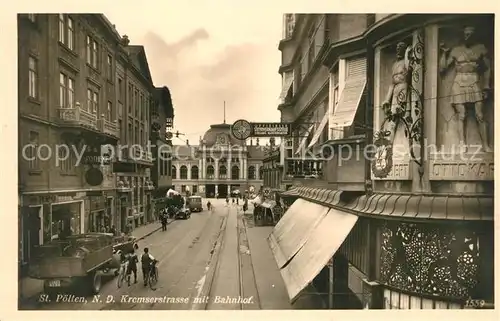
[175,206,191,219]
[187,195,203,212]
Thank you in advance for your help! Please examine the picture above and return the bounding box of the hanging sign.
[231,119,292,140]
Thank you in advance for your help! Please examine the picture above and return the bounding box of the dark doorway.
[205,184,216,198]
[21,207,41,269]
[120,200,127,233]
[218,184,228,198]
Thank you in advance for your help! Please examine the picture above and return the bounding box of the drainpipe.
[364,38,374,195]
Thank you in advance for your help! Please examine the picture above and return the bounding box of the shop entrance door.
[21,206,41,266]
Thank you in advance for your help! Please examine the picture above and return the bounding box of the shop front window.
[50,202,81,239]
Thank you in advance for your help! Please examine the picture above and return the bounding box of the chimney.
[250,139,253,146]
[256,138,260,146]
[121,35,130,46]
[186,139,189,146]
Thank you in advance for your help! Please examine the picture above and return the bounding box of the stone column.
[255,165,259,180]
[227,159,231,179]
[199,158,203,179]
[176,166,180,180]
[215,185,218,195]
[227,185,230,195]
[187,164,191,180]
[243,158,247,180]
[215,159,219,179]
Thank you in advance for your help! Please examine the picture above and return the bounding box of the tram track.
[99,209,220,310]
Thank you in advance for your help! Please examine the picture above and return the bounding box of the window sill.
[60,173,78,176]
[27,96,41,105]
[86,63,101,75]
[28,170,42,175]
[58,42,78,57]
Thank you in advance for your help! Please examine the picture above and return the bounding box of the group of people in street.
[118,243,158,286]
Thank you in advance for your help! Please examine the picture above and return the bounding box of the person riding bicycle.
[207,201,211,211]
[140,247,157,286]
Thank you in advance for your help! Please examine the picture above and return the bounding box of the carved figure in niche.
[439,26,492,152]
[381,42,412,143]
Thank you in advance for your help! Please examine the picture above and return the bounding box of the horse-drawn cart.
[29,233,136,295]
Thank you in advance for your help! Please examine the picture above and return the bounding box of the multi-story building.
[113,37,155,230]
[272,14,494,309]
[170,123,264,198]
[18,13,157,277]
[150,86,175,213]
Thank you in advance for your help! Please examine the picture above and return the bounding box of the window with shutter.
[331,56,367,129]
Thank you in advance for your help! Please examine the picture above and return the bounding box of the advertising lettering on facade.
[231,119,292,140]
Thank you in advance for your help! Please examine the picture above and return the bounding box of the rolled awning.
[307,111,329,148]
[279,77,294,99]
[294,124,315,155]
[268,199,330,269]
[280,207,358,302]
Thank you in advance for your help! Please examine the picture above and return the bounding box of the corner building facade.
[272,14,494,309]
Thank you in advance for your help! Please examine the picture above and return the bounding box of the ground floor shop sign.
[231,119,291,140]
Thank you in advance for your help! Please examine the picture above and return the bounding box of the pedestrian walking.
[126,248,138,285]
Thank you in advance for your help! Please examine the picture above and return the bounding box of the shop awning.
[307,112,329,148]
[280,207,358,302]
[294,124,315,155]
[330,78,366,128]
[261,201,277,209]
[345,193,493,221]
[280,188,300,197]
[268,199,330,269]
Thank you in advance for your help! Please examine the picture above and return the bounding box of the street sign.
[251,122,292,137]
[231,120,292,140]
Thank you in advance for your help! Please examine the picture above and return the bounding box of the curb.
[135,219,175,241]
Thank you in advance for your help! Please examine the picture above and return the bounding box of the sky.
[104,8,283,146]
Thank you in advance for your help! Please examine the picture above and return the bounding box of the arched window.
[191,166,199,179]
[172,166,177,179]
[180,165,188,179]
[231,165,239,179]
[219,165,227,178]
[258,167,263,180]
[206,165,215,178]
[248,166,256,180]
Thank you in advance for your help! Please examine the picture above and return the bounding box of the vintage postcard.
[6,1,498,318]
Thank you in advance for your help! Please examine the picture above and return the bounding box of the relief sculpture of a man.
[382,42,412,144]
[439,26,492,153]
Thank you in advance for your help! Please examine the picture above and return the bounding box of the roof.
[172,145,198,158]
[247,146,265,159]
[202,123,244,147]
[125,45,153,84]
[154,86,174,117]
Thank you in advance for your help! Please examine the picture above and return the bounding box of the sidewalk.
[18,219,173,303]
[245,225,292,309]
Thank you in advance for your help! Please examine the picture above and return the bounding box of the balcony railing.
[284,158,324,179]
[98,115,119,138]
[58,103,98,129]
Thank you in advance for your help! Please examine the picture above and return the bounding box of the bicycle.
[117,261,128,288]
[148,260,159,289]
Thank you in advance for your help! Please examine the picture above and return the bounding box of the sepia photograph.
[15,10,495,312]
